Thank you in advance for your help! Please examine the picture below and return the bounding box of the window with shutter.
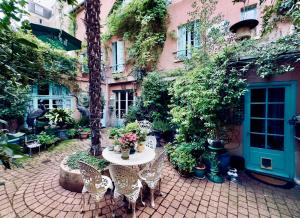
[112,41,125,73]
[177,21,200,59]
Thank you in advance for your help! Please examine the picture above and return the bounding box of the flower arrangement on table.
[109,121,148,159]
[119,133,138,159]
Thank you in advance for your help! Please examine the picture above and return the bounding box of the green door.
[244,82,296,179]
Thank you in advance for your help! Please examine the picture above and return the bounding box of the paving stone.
[0,136,299,218]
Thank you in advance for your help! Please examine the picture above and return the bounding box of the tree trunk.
[85,0,102,156]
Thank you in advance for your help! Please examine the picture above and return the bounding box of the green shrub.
[46,109,74,128]
[125,98,147,123]
[67,129,78,139]
[37,132,60,146]
[152,119,172,133]
[170,143,196,173]
[67,151,109,171]
[78,116,89,127]
[109,128,121,139]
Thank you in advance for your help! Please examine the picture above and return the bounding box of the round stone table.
[102,147,155,166]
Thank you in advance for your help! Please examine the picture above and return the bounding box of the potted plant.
[152,119,172,146]
[46,109,73,139]
[190,140,207,179]
[136,131,146,152]
[193,156,206,179]
[109,128,121,139]
[119,133,138,160]
[170,143,196,177]
[78,127,90,139]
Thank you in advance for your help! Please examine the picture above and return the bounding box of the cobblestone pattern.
[0,137,300,218]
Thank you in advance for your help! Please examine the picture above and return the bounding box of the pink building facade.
[73,0,299,183]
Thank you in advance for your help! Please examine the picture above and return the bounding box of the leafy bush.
[77,116,89,127]
[67,151,109,171]
[67,129,78,139]
[125,98,147,123]
[142,72,171,121]
[46,109,74,128]
[152,119,172,133]
[170,143,197,173]
[169,49,247,142]
[109,128,122,139]
[105,0,168,70]
[37,132,60,146]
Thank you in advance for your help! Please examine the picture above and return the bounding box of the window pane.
[268,88,285,102]
[128,92,134,101]
[120,92,126,101]
[53,99,63,108]
[267,135,284,151]
[38,84,49,95]
[120,100,126,110]
[250,119,265,133]
[268,104,284,118]
[267,120,284,135]
[251,89,266,102]
[120,110,126,118]
[38,99,49,109]
[251,104,265,117]
[250,133,265,148]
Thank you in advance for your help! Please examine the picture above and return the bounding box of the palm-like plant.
[85,0,102,156]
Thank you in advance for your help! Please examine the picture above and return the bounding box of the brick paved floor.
[0,135,300,218]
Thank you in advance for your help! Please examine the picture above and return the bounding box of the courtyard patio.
[0,138,299,218]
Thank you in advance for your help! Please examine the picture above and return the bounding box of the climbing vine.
[231,32,300,78]
[260,0,300,35]
[104,0,168,72]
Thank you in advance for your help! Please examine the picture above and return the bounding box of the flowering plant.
[119,133,138,150]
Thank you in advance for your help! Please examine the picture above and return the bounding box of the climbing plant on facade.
[104,0,168,72]
[260,0,300,35]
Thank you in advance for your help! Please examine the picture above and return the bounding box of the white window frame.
[241,4,257,20]
[114,90,134,120]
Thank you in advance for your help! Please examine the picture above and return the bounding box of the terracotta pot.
[80,132,89,139]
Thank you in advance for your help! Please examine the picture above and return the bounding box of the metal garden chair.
[78,161,113,217]
[138,150,166,208]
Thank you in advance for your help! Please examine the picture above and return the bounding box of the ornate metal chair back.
[151,150,166,176]
[78,161,107,199]
[138,120,153,135]
[109,164,140,196]
[145,135,157,149]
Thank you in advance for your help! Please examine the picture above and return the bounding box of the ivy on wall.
[0,30,79,119]
[104,0,168,72]
[232,32,300,78]
[260,0,300,35]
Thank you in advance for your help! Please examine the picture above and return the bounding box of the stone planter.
[59,156,83,193]
[59,155,111,193]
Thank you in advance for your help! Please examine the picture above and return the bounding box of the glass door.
[244,82,296,179]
